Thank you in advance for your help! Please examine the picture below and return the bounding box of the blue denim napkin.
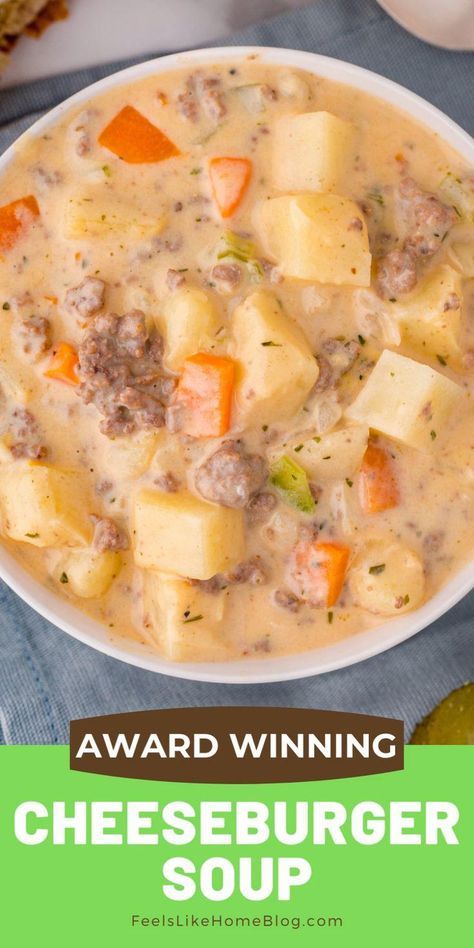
[0,0,473,744]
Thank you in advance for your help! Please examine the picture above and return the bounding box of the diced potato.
[272,111,354,193]
[391,266,463,361]
[64,188,166,239]
[258,194,371,286]
[133,489,245,580]
[143,571,230,661]
[54,549,122,598]
[158,287,220,372]
[232,290,319,426]
[0,462,93,547]
[350,538,425,615]
[345,349,463,452]
[102,431,161,479]
[272,425,368,481]
[449,241,474,278]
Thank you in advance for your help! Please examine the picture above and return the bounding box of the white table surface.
[1,0,311,88]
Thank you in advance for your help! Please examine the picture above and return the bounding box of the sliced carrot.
[209,157,252,218]
[98,105,180,163]
[0,195,40,253]
[359,442,400,514]
[44,342,79,386]
[173,352,235,438]
[290,540,350,608]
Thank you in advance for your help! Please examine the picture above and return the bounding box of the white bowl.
[1,46,473,683]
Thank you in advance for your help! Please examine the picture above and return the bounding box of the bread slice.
[0,0,68,72]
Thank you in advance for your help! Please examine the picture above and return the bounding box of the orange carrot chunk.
[44,342,79,386]
[98,105,180,163]
[209,157,252,218]
[0,195,40,253]
[359,442,400,514]
[173,352,235,438]
[290,540,350,608]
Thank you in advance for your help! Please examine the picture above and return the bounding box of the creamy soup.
[0,59,473,662]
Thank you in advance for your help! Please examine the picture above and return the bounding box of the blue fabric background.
[0,0,473,744]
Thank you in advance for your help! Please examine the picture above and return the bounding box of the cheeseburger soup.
[0,60,473,662]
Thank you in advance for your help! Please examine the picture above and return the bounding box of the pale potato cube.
[274,425,368,481]
[158,287,219,372]
[258,194,371,286]
[391,266,463,360]
[345,349,463,452]
[133,489,245,580]
[102,431,161,479]
[143,571,230,661]
[0,462,92,547]
[272,111,354,193]
[232,290,319,427]
[54,549,122,598]
[64,189,166,239]
[350,538,425,615]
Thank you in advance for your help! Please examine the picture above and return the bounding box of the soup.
[0,58,473,662]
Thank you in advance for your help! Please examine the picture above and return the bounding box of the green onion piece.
[270,455,316,514]
[369,564,386,575]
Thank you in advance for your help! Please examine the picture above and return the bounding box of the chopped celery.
[269,455,316,514]
[439,172,474,222]
[217,230,257,262]
[216,231,264,280]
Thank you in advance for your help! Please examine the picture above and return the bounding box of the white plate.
[1,46,473,683]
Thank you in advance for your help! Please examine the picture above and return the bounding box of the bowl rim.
[0,44,473,685]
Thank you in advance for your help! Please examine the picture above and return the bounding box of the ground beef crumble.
[66,277,106,319]
[77,309,174,437]
[16,315,51,361]
[190,556,267,593]
[194,440,267,509]
[376,177,457,299]
[315,338,360,391]
[92,515,128,553]
[6,409,47,459]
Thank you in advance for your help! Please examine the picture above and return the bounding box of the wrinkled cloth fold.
[0,0,473,743]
